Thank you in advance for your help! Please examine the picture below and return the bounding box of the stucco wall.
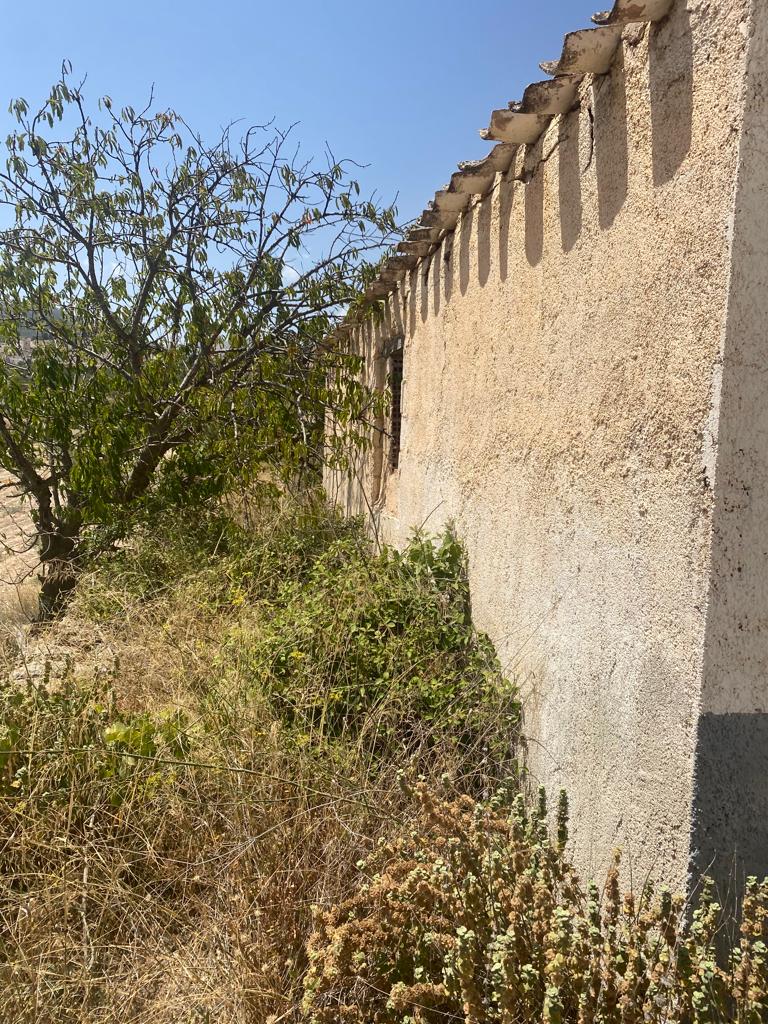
[691,0,768,895]
[326,0,756,890]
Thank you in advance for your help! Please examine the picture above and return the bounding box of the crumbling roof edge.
[347,0,675,317]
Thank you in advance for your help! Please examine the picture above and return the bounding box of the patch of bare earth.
[0,477,38,635]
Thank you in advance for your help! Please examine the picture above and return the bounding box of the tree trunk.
[38,559,79,620]
[36,522,82,621]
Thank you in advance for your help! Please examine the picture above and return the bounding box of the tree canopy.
[0,66,397,615]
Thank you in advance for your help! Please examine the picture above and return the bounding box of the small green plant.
[0,664,190,806]
[303,781,768,1023]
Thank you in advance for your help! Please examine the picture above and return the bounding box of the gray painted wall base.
[689,713,768,901]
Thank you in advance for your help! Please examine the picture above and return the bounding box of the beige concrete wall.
[326,0,755,889]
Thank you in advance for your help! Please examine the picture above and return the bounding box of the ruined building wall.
[325,0,764,892]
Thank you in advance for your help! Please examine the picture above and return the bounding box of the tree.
[0,66,397,617]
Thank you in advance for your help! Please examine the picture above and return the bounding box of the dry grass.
[1,697,411,1023]
[0,494,517,1023]
[1,494,765,1024]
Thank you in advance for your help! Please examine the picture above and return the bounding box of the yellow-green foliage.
[79,492,520,766]
[303,781,768,1024]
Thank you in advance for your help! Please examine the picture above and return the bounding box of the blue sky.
[2,1,598,224]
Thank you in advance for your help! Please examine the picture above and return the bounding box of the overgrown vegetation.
[0,494,765,1023]
[0,493,518,1023]
[305,782,768,1023]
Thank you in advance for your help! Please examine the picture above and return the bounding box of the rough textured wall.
[691,0,768,895]
[325,0,754,890]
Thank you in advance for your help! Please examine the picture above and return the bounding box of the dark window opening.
[388,349,403,470]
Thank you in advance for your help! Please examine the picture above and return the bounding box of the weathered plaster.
[326,0,759,891]
[692,0,768,894]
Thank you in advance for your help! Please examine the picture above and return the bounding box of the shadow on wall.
[420,258,430,323]
[405,5,694,314]
[477,193,493,288]
[525,149,545,267]
[392,287,405,336]
[558,110,582,253]
[456,189,495,295]
[443,237,454,306]
[432,245,442,317]
[498,172,515,283]
[594,45,629,231]
[649,3,693,186]
[690,716,768,904]
[459,205,473,296]
[408,266,417,336]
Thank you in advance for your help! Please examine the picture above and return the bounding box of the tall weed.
[304,783,768,1024]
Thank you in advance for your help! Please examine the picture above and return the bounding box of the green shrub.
[76,492,519,775]
[75,487,361,614]
[225,521,519,768]
[303,782,768,1024]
